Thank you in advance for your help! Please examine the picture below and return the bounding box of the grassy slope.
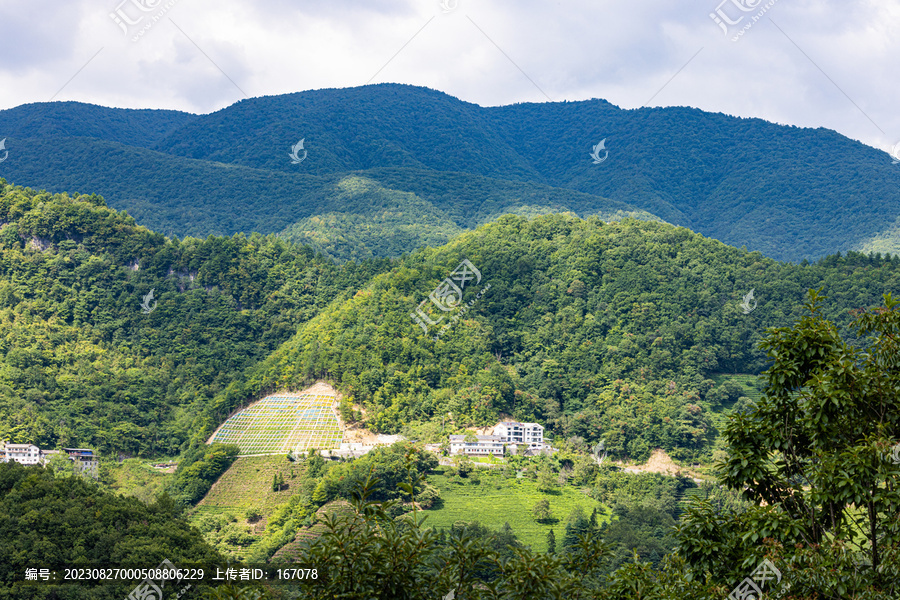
[106,459,176,504]
[189,455,300,558]
[423,466,609,552]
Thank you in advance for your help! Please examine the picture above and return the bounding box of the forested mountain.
[3,84,900,261]
[204,213,900,464]
[0,101,194,148]
[4,179,900,460]
[4,177,900,598]
[0,136,654,250]
[0,180,390,455]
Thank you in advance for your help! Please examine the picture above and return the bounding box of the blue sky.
[0,0,898,156]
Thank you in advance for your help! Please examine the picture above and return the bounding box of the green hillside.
[423,466,607,551]
[228,212,900,464]
[5,179,900,465]
[0,180,388,455]
[0,136,655,249]
[0,101,194,148]
[190,455,300,559]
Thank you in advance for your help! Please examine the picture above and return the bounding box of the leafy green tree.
[43,453,74,478]
[532,498,552,523]
[452,455,473,478]
[169,443,239,506]
[677,289,900,596]
[537,466,556,492]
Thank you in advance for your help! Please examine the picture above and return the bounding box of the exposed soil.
[615,448,705,480]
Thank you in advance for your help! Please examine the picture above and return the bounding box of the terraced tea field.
[194,455,299,516]
[209,392,344,455]
[190,455,300,559]
[424,467,609,551]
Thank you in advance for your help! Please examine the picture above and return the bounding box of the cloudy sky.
[0,0,898,155]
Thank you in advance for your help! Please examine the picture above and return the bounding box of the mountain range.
[2,83,900,261]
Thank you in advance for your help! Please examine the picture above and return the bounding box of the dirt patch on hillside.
[342,426,403,445]
[303,381,337,396]
[616,448,694,477]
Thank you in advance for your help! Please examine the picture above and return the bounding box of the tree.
[339,397,356,423]
[532,498,552,523]
[677,289,900,594]
[537,467,556,492]
[563,506,588,551]
[452,455,473,478]
[44,453,75,478]
[546,529,557,554]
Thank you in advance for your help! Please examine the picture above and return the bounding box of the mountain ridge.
[3,83,900,261]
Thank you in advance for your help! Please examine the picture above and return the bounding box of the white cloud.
[0,0,897,154]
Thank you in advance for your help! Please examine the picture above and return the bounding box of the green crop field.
[423,467,609,551]
[208,392,344,455]
[189,455,302,559]
[193,455,299,514]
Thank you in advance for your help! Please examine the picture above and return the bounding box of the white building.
[495,422,545,451]
[448,435,505,456]
[1,443,42,465]
[1,442,96,472]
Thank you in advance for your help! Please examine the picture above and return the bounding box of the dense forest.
[231,295,900,599]
[3,84,900,261]
[229,212,900,463]
[5,179,900,465]
[0,180,390,455]
[0,461,226,599]
[1,174,900,598]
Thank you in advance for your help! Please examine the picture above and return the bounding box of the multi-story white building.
[448,435,505,456]
[1,442,97,473]
[495,422,545,451]
[447,422,548,457]
[1,443,42,465]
